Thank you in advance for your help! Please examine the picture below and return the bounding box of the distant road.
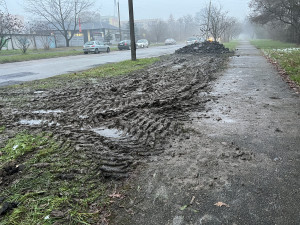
[0,45,183,87]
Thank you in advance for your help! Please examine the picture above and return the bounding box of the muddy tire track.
[0,52,230,179]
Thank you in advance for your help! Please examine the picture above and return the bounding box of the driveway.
[0,44,183,87]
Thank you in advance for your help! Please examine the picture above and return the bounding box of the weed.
[0,126,5,133]
[0,132,50,163]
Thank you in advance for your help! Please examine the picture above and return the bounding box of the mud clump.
[175,41,231,55]
[0,202,18,216]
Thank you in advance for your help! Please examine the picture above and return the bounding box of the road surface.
[0,44,183,87]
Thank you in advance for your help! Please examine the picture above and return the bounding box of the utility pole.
[117,1,122,41]
[206,0,212,40]
[128,0,136,61]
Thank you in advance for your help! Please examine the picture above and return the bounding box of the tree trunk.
[66,38,70,47]
[9,34,15,50]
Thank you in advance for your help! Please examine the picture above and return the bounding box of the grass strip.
[250,39,298,49]
[251,39,300,85]
[223,40,239,51]
[5,57,160,90]
[0,51,83,64]
[263,49,300,85]
[0,131,110,225]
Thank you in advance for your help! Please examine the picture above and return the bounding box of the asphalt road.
[0,44,183,87]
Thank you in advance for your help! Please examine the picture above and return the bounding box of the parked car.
[118,40,131,50]
[186,37,199,45]
[83,41,110,54]
[165,38,177,45]
[136,39,149,48]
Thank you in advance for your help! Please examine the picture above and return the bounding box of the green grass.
[0,126,5,133]
[250,39,300,85]
[0,51,83,64]
[263,49,300,85]
[0,47,82,56]
[0,46,123,63]
[0,132,50,162]
[223,40,239,51]
[250,39,298,49]
[6,57,160,90]
[0,131,110,225]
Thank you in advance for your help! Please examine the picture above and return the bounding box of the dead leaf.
[214,202,230,207]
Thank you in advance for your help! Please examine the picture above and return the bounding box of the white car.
[165,38,176,45]
[136,39,149,48]
[186,37,199,45]
[83,41,110,54]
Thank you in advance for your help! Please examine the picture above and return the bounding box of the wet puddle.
[222,118,236,123]
[19,119,43,125]
[34,91,45,94]
[92,127,127,138]
[32,110,64,114]
[19,119,60,126]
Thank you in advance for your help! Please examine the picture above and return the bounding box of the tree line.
[1,0,243,53]
[249,0,300,44]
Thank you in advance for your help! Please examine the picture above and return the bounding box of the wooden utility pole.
[117,1,122,41]
[128,0,136,61]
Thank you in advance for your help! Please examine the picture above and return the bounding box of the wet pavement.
[111,41,300,224]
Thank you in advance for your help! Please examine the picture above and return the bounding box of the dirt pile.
[175,41,231,54]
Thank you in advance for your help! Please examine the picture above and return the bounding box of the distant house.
[52,21,129,47]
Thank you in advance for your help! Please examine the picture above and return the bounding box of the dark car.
[118,40,131,50]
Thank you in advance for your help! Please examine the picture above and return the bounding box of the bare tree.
[249,0,300,43]
[31,21,54,50]
[208,5,228,41]
[197,3,240,42]
[149,20,168,43]
[0,11,23,51]
[16,36,31,53]
[167,14,176,38]
[222,17,242,42]
[183,15,197,38]
[24,0,93,47]
[15,23,33,53]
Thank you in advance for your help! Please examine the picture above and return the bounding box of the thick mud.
[0,52,230,181]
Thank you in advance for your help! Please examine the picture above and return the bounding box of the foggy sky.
[6,0,250,22]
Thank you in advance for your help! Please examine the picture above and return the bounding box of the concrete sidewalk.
[195,40,300,224]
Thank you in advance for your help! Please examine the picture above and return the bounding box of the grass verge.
[5,57,160,90]
[0,51,83,64]
[251,39,300,85]
[0,131,110,225]
[250,39,298,49]
[223,40,239,51]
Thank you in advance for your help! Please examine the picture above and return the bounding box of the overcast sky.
[6,0,250,22]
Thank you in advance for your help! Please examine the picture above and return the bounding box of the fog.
[7,0,250,21]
